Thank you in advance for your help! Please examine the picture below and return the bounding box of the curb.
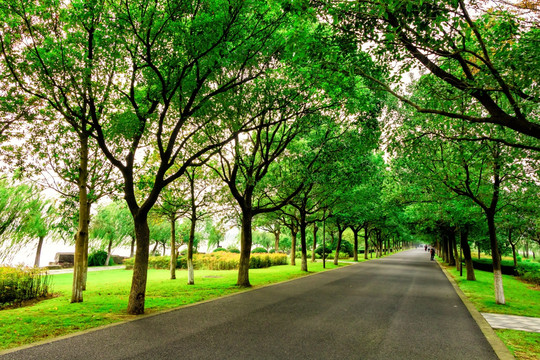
[437,261,515,360]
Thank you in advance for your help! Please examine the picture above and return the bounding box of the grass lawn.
[0,260,353,351]
[441,262,540,360]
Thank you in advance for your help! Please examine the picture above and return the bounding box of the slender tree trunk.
[274,229,280,252]
[450,229,458,269]
[461,228,475,281]
[71,133,89,303]
[34,236,44,267]
[127,214,150,315]
[300,213,308,272]
[237,210,253,287]
[105,239,112,266]
[290,230,297,266]
[311,224,318,262]
[333,227,343,266]
[82,203,90,290]
[353,229,358,262]
[170,215,177,280]
[364,227,368,260]
[509,229,517,268]
[130,237,135,258]
[487,213,505,305]
[478,246,481,259]
[187,210,197,285]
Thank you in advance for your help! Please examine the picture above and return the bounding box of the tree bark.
[127,214,150,315]
[71,133,89,303]
[187,209,197,285]
[274,228,280,252]
[460,228,475,281]
[82,203,90,291]
[290,228,297,266]
[487,212,505,304]
[130,237,135,258]
[300,213,308,272]
[508,229,517,268]
[311,223,318,263]
[105,239,112,266]
[333,225,344,266]
[364,227,369,260]
[450,229,458,270]
[237,210,253,287]
[170,214,176,280]
[353,228,359,262]
[34,236,44,267]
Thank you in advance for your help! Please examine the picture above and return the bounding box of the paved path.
[482,313,540,333]
[2,249,499,360]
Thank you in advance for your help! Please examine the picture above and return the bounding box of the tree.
[324,0,540,148]
[90,201,131,266]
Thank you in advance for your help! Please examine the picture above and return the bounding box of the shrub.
[269,249,276,253]
[338,240,354,257]
[516,262,540,285]
[213,247,227,253]
[227,247,240,253]
[315,246,332,257]
[124,253,288,271]
[0,266,52,307]
[252,247,267,253]
[88,250,113,266]
[294,251,313,259]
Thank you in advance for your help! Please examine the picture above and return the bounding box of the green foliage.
[315,246,332,257]
[125,253,288,271]
[227,247,240,253]
[252,247,268,254]
[516,262,540,285]
[212,247,227,253]
[0,266,52,307]
[88,250,113,267]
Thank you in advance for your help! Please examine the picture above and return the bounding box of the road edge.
[437,261,515,360]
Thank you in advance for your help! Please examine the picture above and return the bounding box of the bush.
[294,251,313,259]
[88,250,114,266]
[338,240,354,257]
[516,262,540,285]
[227,247,240,253]
[252,247,267,253]
[315,246,332,257]
[0,266,52,307]
[269,249,276,253]
[471,258,515,275]
[213,247,227,253]
[124,252,288,271]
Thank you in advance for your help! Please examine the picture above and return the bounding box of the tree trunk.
[311,224,318,262]
[151,240,159,255]
[34,236,44,267]
[274,228,280,252]
[82,203,90,291]
[130,237,135,258]
[509,229,517,268]
[127,214,150,315]
[170,215,177,280]
[237,210,253,287]
[487,213,505,305]
[333,226,344,266]
[105,239,112,266]
[353,228,359,262]
[290,229,297,266]
[71,133,89,303]
[460,228,475,281]
[364,227,368,260]
[300,213,308,272]
[187,211,197,285]
[450,229,458,269]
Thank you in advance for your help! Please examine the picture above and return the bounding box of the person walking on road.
[430,247,435,261]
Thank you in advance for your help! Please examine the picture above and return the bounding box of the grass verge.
[441,262,540,360]
[0,261,349,351]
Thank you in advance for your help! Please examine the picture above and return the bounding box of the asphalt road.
[2,249,498,360]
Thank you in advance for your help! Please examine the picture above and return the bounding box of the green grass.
[0,261,348,351]
[444,263,540,317]
[442,262,540,360]
[494,330,540,360]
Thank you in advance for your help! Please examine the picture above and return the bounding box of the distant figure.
[424,245,427,252]
[430,248,435,261]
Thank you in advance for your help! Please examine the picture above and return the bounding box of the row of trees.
[0,0,538,314]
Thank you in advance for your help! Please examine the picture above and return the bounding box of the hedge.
[516,262,540,285]
[124,253,288,271]
[0,266,52,307]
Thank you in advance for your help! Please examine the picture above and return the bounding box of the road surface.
[1,249,498,359]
